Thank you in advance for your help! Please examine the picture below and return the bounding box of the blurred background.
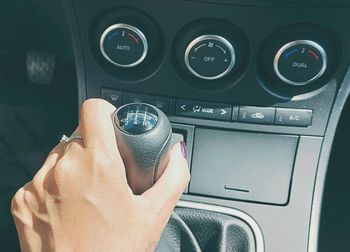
[0,0,77,250]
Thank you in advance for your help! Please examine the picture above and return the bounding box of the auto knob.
[113,103,173,194]
[100,23,148,68]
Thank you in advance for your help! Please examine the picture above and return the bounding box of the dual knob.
[273,40,327,86]
[100,23,328,86]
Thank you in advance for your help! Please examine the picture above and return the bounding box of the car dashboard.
[2,0,350,251]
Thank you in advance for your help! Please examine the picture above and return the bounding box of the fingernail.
[180,141,187,160]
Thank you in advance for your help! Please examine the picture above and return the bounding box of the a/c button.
[275,108,313,127]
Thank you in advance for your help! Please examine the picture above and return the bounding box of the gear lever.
[113,103,173,194]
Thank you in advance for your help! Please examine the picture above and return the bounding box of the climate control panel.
[93,14,336,97]
[101,87,314,128]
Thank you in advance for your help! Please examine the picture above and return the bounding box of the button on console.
[176,99,232,121]
[101,88,315,129]
[275,108,313,127]
[231,106,239,121]
[101,88,124,107]
[238,106,275,125]
[124,92,147,104]
[147,95,170,113]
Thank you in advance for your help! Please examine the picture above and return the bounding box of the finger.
[142,142,190,219]
[63,126,84,154]
[79,99,119,152]
[27,141,66,198]
[41,141,66,173]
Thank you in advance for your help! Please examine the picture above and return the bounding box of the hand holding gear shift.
[113,103,173,194]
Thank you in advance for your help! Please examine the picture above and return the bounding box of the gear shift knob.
[113,103,173,194]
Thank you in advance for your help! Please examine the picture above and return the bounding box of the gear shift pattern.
[113,103,173,194]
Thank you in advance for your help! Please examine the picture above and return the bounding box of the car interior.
[1,0,350,251]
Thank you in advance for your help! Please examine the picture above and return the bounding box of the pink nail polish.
[180,141,187,160]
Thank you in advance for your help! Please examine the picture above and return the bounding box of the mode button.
[176,99,232,121]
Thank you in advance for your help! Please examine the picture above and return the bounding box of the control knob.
[100,23,148,68]
[184,35,236,80]
[273,40,327,86]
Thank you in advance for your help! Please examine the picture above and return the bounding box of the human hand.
[11,99,190,252]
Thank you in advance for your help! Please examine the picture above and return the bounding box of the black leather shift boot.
[156,207,256,252]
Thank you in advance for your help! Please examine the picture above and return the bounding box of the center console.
[60,0,350,251]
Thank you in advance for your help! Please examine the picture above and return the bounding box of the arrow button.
[176,99,232,121]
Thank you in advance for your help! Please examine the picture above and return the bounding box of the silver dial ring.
[184,35,236,80]
[273,40,327,86]
[100,23,148,68]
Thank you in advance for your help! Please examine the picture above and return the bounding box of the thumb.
[142,142,190,220]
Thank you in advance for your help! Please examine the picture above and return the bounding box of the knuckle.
[11,188,25,213]
[84,150,117,180]
[54,157,73,182]
[23,190,34,208]
[81,99,115,117]
[81,99,97,118]
[81,98,96,108]
[89,149,113,168]
[55,156,71,171]
[31,173,43,193]
[87,148,110,166]
[11,185,37,218]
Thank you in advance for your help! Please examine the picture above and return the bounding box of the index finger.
[80,99,118,152]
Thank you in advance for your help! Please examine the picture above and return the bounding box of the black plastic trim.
[308,66,350,252]
[62,0,86,108]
